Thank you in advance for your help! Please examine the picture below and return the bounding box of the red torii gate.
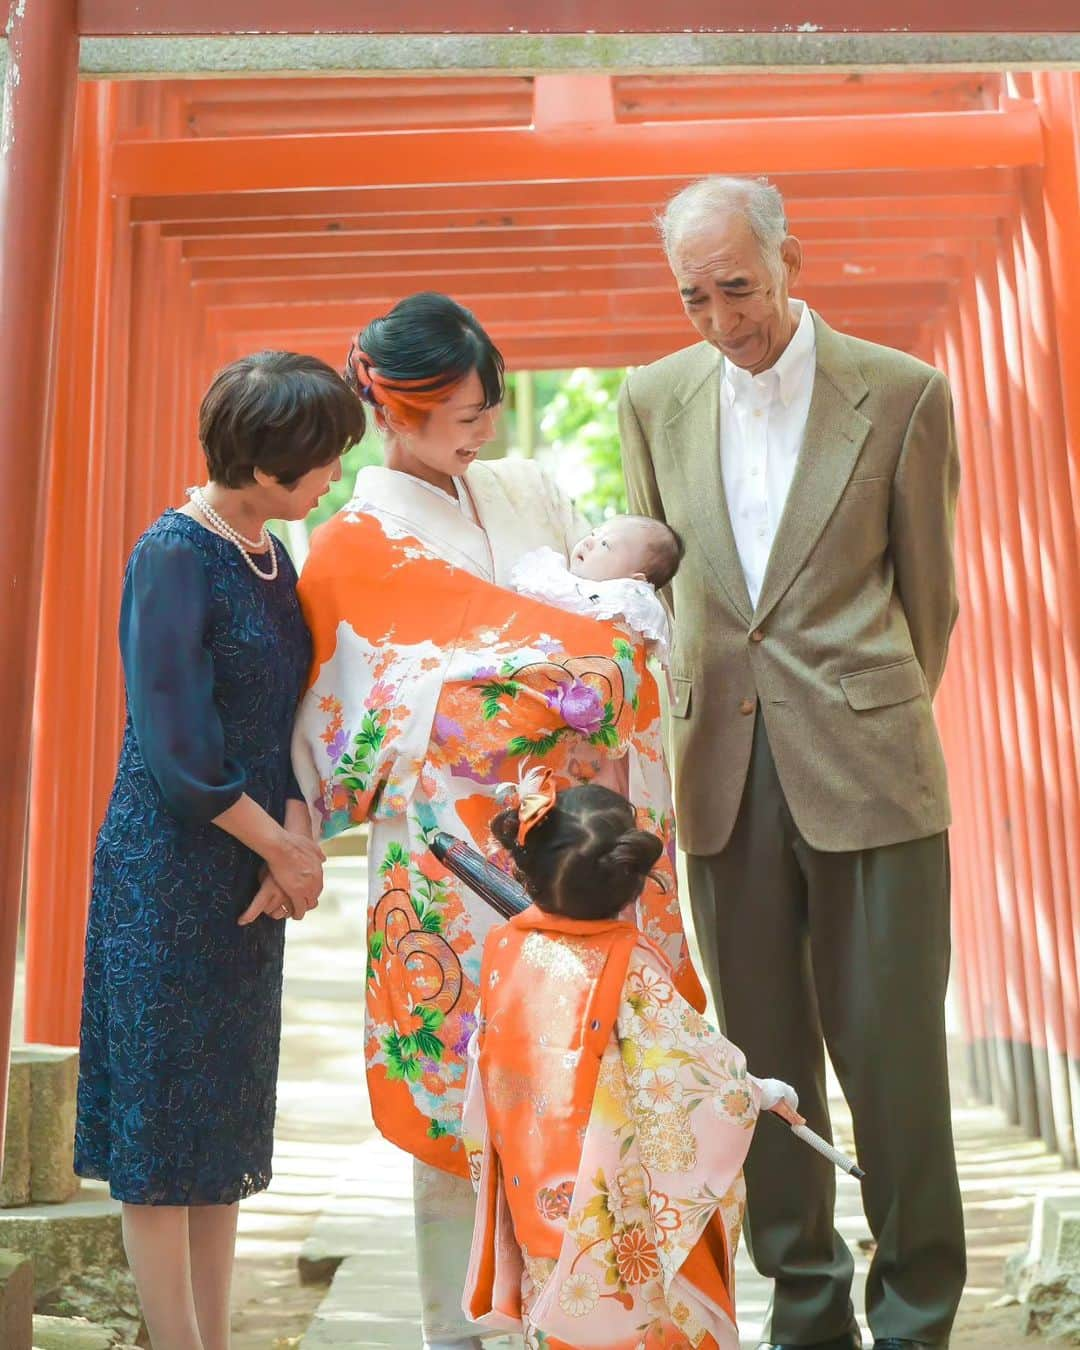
[2,1,1080,1164]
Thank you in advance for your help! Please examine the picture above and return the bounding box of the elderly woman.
[292,293,703,1350]
[75,353,365,1350]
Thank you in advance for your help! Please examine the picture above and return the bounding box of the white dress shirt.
[719,300,817,610]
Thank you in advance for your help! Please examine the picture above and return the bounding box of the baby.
[510,514,683,665]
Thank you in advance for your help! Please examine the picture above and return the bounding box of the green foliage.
[537,368,628,521]
[306,426,385,531]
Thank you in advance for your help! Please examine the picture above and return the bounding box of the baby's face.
[570,519,652,583]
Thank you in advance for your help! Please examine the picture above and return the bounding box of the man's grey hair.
[658,176,789,269]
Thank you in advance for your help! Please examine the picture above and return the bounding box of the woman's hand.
[265,829,325,910]
[238,869,295,926]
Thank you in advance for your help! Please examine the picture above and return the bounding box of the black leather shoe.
[758,1326,862,1350]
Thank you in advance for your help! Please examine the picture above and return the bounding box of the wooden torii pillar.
[0,0,79,1154]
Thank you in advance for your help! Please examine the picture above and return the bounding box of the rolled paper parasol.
[429,831,530,920]
[428,832,866,1180]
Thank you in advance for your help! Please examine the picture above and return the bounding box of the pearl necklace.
[186,486,279,581]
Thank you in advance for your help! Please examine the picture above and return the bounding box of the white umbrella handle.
[789,1122,866,1180]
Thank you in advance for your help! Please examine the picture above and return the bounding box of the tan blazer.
[619,312,960,855]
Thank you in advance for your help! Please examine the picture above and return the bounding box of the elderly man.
[618,176,964,1350]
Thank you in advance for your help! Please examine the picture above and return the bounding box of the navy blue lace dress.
[75,511,311,1205]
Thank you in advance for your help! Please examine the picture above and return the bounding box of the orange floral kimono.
[292,472,705,1178]
[462,907,759,1350]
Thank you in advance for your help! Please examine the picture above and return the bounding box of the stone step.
[0,1185,124,1301]
[32,1314,138,1349]
[298,1136,416,1287]
[1007,1192,1080,1342]
[297,1137,520,1349]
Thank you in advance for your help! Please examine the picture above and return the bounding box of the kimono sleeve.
[120,531,246,823]
[617,941,762,1143]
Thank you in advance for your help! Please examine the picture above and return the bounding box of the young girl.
[461,777,800,1350]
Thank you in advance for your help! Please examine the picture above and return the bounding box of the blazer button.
[739,698,756,716]
[750,629,764,643]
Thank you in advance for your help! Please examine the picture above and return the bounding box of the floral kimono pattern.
[462,908,759,1350]
[293,499,705,1176]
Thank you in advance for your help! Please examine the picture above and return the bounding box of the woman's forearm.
[284,797,313,839]
[214,793,324,907]
[213,793,287,859]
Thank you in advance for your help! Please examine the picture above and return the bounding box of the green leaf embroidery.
[402,1028,444,1061]
[507,730,565,758]
[479,679,522,721]
[379,842,410,874]
[589,725,621,749]
[382,1032,425,1082]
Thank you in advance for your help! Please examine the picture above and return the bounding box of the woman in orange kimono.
[291,294,704,1349]
[462,780,800,1350]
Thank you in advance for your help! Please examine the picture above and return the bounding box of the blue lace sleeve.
[120,530,247,822]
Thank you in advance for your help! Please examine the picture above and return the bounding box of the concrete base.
[0,1250,34,1350]
[0,1186,125,1301]
[1,1061,33,1208]
[3,1048,81,1209]
[1007,1194,1080,1343]
[14,1047,81,1205]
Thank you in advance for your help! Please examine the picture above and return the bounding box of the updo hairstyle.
[344,291,504,429]
[491,784,663,921]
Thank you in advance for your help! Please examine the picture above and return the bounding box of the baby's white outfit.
[510,546,671,665]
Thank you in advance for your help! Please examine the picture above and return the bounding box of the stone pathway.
[231,854,1080,1348]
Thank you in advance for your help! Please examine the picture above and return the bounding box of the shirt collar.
[721,300,816,409]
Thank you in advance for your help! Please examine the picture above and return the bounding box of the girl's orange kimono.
[463,906,760,1350]
[292,469,704,1180]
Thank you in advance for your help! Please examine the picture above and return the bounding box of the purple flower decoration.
[422,1058,440,1075]
[453,1010,479,1057]
[434,713,466,743]
[551,680,606,736]
[326,729,347,763]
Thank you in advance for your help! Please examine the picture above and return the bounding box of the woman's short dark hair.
[491,784,663,922]
[345,292,504,427]
[199,351,366,488]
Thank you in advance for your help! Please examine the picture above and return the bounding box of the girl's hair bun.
[490,805,523,854]
[599,829,664,881]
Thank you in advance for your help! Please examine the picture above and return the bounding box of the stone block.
[0,1189,125,1301]
[0,1249,33,1350]
[1,1060,33,1208]
[1007,1194,1080,1343]
[13,1047,80,1204]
